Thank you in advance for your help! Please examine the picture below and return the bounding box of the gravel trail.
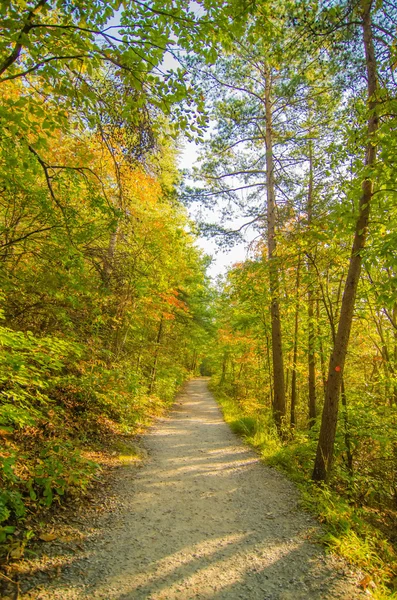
[24,378,363,599]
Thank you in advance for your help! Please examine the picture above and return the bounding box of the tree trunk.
[220,353,227,385]
[316,298,327,395]
[265,331,274,408]
[340,378,353,476]
[191,349,198,373]
[285,362,290,401]
[307,139,317,427]
[393,304,397,405]
[149,315,164,394]
[312,0,378,481]
[264,65,286,433]
[290,256,301,430]
[376,314,394,404]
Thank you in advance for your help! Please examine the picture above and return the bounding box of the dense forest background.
[0,0,215,566]
[1,0,397,596]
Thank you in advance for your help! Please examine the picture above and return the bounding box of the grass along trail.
[22,378,363,599]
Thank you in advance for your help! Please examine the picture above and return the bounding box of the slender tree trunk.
[316,298,327,395]
[308,288,317,424]
[220,352,227,385]
[238,361,244,380]
[367,295,397,405]
[265,331,274,408]
[393,304,397,405]
[285,362,290,401]
[264,65,286,433]
[191,349,198,372]
[340,378,353,475]
[290,256,301,430]
[149,315,164,394]
[377,316,394,404]
[312,0,378,481]
[307,140,317,427]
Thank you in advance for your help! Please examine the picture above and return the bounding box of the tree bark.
[307,139,317,427]
[0,0,48,78]
[393,304,397,405]
[312,0,378,481]
[290,256,301,430]
[149,315,164,394]
[265,330,274,408]
[340,378,353,475]
[220,352,227,385]
[264,65,286,433]
[316,298,327,395]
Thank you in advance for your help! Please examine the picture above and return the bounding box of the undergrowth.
[211,383,397,600]
[0,323,184,563]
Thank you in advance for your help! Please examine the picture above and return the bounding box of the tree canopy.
[1,0,397,594]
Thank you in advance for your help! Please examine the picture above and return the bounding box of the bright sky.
[104,10,254,279]
[179,140,255,280]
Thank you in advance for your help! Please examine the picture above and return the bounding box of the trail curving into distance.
[26,379,363,599]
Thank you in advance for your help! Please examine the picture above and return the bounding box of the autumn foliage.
[0,3,213,555]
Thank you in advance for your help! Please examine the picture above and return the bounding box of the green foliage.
[299,486,397,599]
[33,441,98,507]
[2,1,396,593]
[213,383,397,597]
[229,415,257,437]
[0,441,97,516]
[202,5,397,576]
[0,456,25,545]
[0,2,215,560]
[0,321,82,429]
[211,384,281,456]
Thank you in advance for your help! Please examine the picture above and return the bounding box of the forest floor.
[6,378,364,599]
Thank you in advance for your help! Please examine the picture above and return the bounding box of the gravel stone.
[20,378,364,599]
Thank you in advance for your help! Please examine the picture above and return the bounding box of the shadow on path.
[26,379,362,600]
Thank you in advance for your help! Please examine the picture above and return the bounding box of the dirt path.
[23,379,363,599]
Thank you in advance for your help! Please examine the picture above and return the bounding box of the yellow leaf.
[9,542,25,559]
[358,574,372,590]
[39,533,57,542]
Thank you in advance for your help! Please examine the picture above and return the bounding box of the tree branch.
[0,226,60,249]
[0,0,48,77]
[0,54,90,83]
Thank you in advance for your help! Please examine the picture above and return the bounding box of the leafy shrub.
[212,382,397,597]
[0,455,26,544]
[32,441,98,506]
[0,322,82,431]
